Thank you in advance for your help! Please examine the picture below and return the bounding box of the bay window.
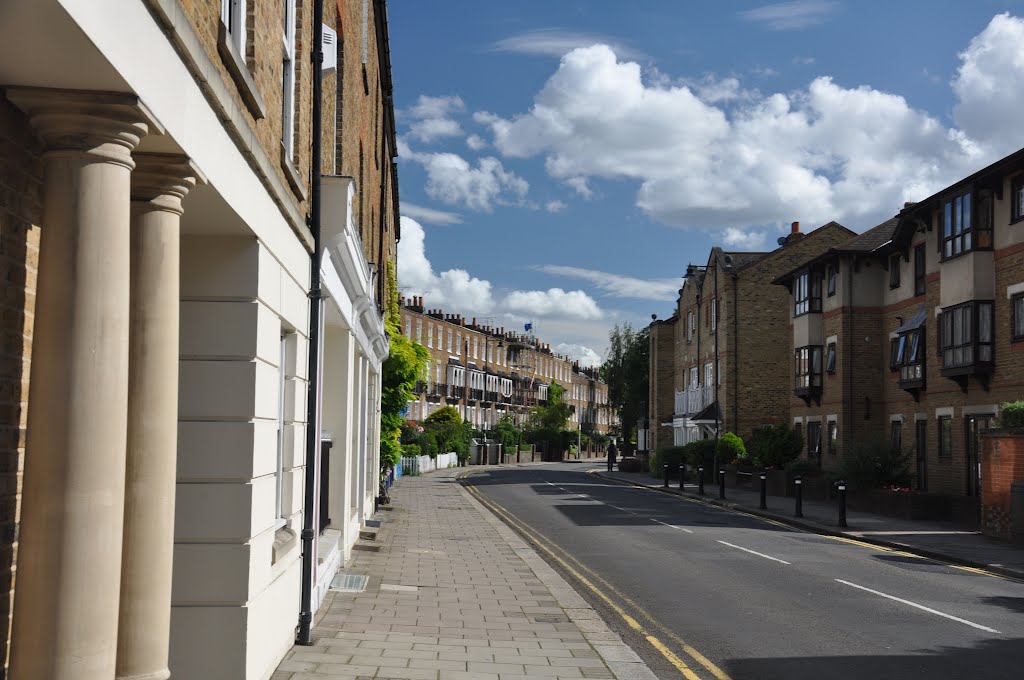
[941,190,993,260]
[940,301,994,373]
[794,271,822,316]
[794,345,823,400]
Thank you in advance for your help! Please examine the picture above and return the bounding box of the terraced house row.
[0,0,399,678]
[399,296,613,436]
[649,146,1024,503]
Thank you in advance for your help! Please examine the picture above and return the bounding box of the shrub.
[717,432,746,465]
[1000,401,1024,429]
[683,439,717,471]
[839,436,911,490]
[618,456,642,473]
[650,446,687,478]
[401,443,420,457]
[418,430,439,458]
[785,459,821,478]
[751,424,803,469]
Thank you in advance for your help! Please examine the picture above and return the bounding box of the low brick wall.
[981,432,1024,540]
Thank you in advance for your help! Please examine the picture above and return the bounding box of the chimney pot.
[791,221,800,234]
[903,201,916,208]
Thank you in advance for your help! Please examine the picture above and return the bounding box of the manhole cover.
[331,573,369,592]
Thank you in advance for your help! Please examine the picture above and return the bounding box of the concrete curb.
[591,470,1024,582]
[453,468,659,680]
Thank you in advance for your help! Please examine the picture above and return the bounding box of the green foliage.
[650,446,687,478]
[1000,401,1024,428]
[785,459,822,478]
[839,436,912,490]
[424,405,462,426]
[401,443,421,457]
[417,430,439,458]
[600,324,650,447]
[750,424,804,469]
[683,439,717,470]
[379,261,429,470]
[717,432,747,464]
[492,413,521,449]
[527,381,574,455]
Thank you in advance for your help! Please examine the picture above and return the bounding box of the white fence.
[399,452,459,476]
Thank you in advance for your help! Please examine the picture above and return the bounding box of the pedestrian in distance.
[606,441,618,472]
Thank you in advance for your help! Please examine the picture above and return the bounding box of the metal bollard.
[718,469,726,499]
[679,464,685,491]
[697,466,705,495]
[837,480,848,528]
[759,470,767,509]
[794,476,803,517]
[663,463,669,488]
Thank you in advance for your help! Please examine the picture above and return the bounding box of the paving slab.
[272,466,657,680]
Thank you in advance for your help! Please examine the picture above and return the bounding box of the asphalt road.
[464,463,1024,680]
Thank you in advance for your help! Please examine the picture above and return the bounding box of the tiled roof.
[722,251,768,269]
[834,216,899,253]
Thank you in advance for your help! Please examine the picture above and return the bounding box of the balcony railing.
[674,386,715,417]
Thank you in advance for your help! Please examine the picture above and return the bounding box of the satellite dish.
[777,236,787,246]
[723,254,733,267]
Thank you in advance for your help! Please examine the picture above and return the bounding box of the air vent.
[321,25,338,73]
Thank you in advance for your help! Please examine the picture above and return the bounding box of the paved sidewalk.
[595,467,1024,580]
[273,466,657,680]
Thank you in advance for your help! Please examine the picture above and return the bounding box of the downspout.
[844,256,854,457]
[713,264,720,461]
[732,272,739,436]
[297,0,324,647]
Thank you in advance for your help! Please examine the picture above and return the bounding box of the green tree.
[526,382,574,457]
[492,413,521,449]
[717,432,747,464]
[600,324,650,452]
[380,262,429,470]
[423,405,472,461]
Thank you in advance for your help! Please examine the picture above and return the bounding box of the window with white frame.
[704,361,713,388]
[687,311,695,340]
[415,319,422,342]
[405,318,411,338]
[222,0,247,54]
[275,331,292,526]
[281,0,297,160]
[447,330,453,351]
[456,333,462,353]
[473,338,478,359]
[426,323,433,347]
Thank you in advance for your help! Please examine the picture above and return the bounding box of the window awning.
[691,401,721,424]
[448,358,462,366]
[896,305,927,334]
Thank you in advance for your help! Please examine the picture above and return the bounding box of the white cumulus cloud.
[554,342,602,368]
[545,200,567,213]
[504,288,604,321]
[402,145,530,212]
[474,33,1024,241]
[401,95,466,143]
[536,265,680,301]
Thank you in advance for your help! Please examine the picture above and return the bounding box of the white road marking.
[717,540,791,565]
[834,579,1001,634]
[653,519,694,533]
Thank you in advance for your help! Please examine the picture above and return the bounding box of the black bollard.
[678,464,685,491]
[795,475,803,518]
[718,468,726,499]
[837,480,848,528]
[663,463,669,488]
[759,470,767,509]
[697,466,705,495]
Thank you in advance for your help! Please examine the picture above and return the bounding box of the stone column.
[6,89,158,680]
[115,155,200,680]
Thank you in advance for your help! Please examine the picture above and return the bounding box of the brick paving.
[272,467,656,680]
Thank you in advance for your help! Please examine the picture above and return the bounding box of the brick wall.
[648,317,677,452]
[980,433,1024,539]
[0,94,42,674]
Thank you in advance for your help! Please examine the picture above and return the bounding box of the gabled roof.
[833,216,899,253]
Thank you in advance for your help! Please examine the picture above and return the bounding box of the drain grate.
[331,573,369,592]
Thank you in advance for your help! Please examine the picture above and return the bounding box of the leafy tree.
[492,413,521,449]
[380,262,429,469]
[424,405,461,426]
[526,382,574,457]
[422,405,471,461]
[600,324,649,451]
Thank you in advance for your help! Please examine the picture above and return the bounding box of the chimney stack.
[791,221,800,234]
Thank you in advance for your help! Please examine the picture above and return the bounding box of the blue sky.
[388,0,1024,366]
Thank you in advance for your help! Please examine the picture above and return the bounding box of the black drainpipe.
[297,0,324,647]
[844,256,854,454]
[732,271,739,435]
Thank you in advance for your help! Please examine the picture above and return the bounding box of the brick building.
[398,296,612,441]
[0,1,398,678]
[648,222,855,453]
[776,147,1024,498]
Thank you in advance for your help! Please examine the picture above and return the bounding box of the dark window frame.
[807,421,822,463]
[889,252,902,289]
[794,345,823,390]
[793,271,822,316]
[940,189,993,261]
[913,244,926,296]
[825,342,837,374]
[890,420,902,452]
[827,421,838,455]
[938,416,953,458]
[891,329,925,385]
[826,265,836,297]
[939,300,994,372]
[1013,292,1024,343]
[1012,175,1024,224]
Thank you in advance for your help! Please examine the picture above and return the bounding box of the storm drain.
[331,573,369,592]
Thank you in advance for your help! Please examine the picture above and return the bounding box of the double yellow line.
[461,478,733,680]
